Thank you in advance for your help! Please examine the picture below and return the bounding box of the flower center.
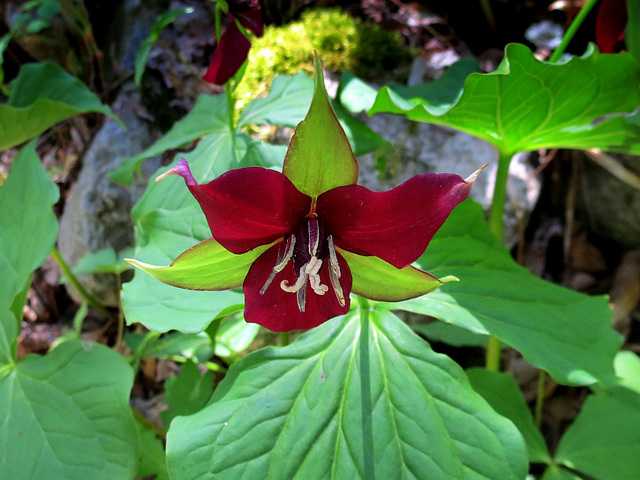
[259,217,345,313]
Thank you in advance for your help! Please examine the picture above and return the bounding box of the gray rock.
[58,86,162,306]
[581,153,640,247]
[358,113,540,246]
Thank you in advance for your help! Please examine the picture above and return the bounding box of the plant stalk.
[535,370,547,428]
[550,0,600,62]
[280,332,290,346]
[50,246,112,319]
[485,151,513,370]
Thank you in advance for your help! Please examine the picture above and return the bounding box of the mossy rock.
[236,8,412,109]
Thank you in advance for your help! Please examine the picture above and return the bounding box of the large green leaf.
[466,368,550,464]
[0,62,120,150]
[167,307,527,480]
[238,72,314,128]
[0,340,138,480]
[369,43,640,155]
[109,94,232,185]
[0,141,59,361]
[385,199,621,386]
[339,58,480,115]
[283,55,359,198]
[555,386,640,480]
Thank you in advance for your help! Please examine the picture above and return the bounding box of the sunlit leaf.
[167,307,527,480]
[369,43,640,155]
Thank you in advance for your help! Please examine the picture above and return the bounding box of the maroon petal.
[162,160,311,254]
[203,14,251,85]
[236,7,263,37]
[596,0,627,53]
[243,244,352,331]
[316,172,473,269]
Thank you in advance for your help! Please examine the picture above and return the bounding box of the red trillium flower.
[203,0,264,85]
[596,0,627,54]
[148,159,481,331]
[128,55,484,331]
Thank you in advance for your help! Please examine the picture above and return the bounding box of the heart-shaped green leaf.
[385,199,621,386]
[0,141,59,361]
[166,307,527,480]
[283,54,359,198]
[0,63,121,150]
[0,341,138,480]
[369,43,640,155]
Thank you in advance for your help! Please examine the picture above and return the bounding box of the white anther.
[260,236,297,295]
[280,266,308,293]
[327,235,345,307]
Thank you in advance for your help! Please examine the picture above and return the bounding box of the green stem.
[485,151,513,371]
[535,370,547,428]
[205,317,221,353]
[485,336,502,371]
[115,272,124,352]
[550,0,600,62]
[280,332,290,346]
[50,246,112,319]
[489,151,513,242]
[479,0,496,31]
[131,408,166,441]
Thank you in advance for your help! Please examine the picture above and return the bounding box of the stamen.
[305,256,329,295]
[260,236,296,295]
[309,274,328,295]
[327,235,345,307]
[280,266,308,293]
[307,218,320,257]
[296,276,308,312]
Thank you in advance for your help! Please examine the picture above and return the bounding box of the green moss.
[236,8,412,109]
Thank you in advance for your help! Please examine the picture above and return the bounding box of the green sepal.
[126,238,271,291]
[282,53,358,198]
[341,250,455,301]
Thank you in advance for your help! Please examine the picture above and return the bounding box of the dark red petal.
[184,165,310,254]
[243,244,352,332]
[203,15,251,85]
[236,8,264,37]
[316,173,472,269]
[596,0,627,53]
